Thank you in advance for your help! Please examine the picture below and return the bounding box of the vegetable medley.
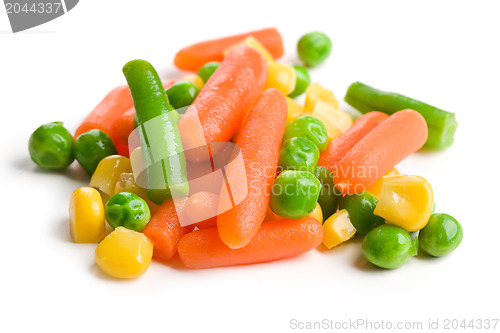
[28,27,462,279]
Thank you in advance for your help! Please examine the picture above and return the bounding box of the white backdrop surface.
[1,1,499,332]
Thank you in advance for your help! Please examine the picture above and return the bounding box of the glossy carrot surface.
[75,85,134,148]
[178,45,267,162]
[332,109,427,194]
[318,111,388,171]
[174,28,283,71]
[178,217,323,269]
[217,88,287,249]
[142,198,194,262]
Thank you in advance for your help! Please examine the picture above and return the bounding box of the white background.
[1,1,499,332]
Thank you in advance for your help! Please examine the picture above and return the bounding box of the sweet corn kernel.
[374,175,434,232]
[366,168,399,199]
[310,102,352,141]
[304,83,339,113]
[69,187,106,243]
[223,36,274,62]
[308,203,323,224]
[95,227,153,279]
[286,97,305,123]
[264,62,297,95]
[89,155,132,203]
[322,209,356,249]
[182,74,204,90]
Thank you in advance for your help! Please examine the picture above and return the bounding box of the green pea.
[73,129,117,174]
[283,115,329,151]
[105,192,151,232]
[297,32,332,67]
[288,65,311,98]
[270,170,320,219]
[279,137,319,172]
[197,61,220,83]
[165,80,200,111]
[312,166,342,220]
[362,225,418,269]
[339,191,385,235]
[419,213,463,257]
[28,121,74,170]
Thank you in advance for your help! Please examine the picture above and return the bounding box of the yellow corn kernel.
[374,175,434,232]
[308,203,323,224]
[366,168,399,199]
[264,62,297,95]
[114,172,159,215]
[89,155,132,203]
[310,102,353,141]
[95,227,153,279]
[304,83,339,113]
[286,97,305,123]
[69,187,106,243]
[182,74,204,90]
[223,36,274,62]
[322,209,356,249]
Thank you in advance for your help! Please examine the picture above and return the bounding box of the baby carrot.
[185,191,218,229]
[217,88,287,249]
[75,85,134,148]
[117,108,136,146]
[178,45,268,162]
[318,111,388,171]
[177,217,323,269]
[174,28,283,71]
[142,198,194,262]
[333,109,428,194]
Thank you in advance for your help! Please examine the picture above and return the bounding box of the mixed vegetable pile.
[28,27,463,279]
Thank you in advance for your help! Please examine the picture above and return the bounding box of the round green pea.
[105,192,151,232]
[419,213,463,257]
[297,32,332,67]
[362,225,418,269]
[339,191,385,235]
[270,170,321,219]
[279,137,319,172]
[288,65,311,98]
[28,121,74,170]
[283,115,329,151]
[165,80,200,111]
[197,61,220,83]
[73,129,117,174]
[313,166,342,220]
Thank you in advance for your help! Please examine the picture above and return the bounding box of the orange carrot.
[178,45,268,162]
[117,107,136,146]
[185,191,218,229]
[318,111,388,171]
[117,80,175,146]
[174,28,283,71]
[177,217,323,269]
[333,109,428,194]
[75,85,134,148]
[142,198,194,262]
[115,141,130,158]
[217,88,287,249]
